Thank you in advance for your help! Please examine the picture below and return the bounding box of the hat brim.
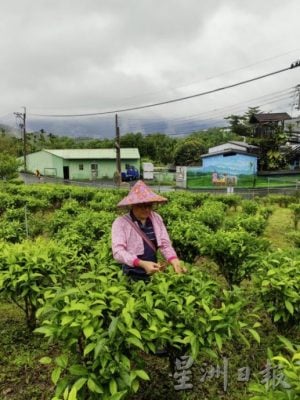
[117,196,167,207]
[116,179,168,207]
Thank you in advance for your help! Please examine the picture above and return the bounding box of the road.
[19,173,176,192]
[19,173,300,197]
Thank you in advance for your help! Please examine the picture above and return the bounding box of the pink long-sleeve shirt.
[111,211,178,267]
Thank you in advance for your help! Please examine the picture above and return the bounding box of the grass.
[264,206,296,250]
[0,302,56,400]
[187,173,300,189]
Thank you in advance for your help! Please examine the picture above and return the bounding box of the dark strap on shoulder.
[123,214,157,252]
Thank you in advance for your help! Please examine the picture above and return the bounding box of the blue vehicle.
[121,164,140,181]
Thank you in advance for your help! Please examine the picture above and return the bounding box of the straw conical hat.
[117,180,167,207]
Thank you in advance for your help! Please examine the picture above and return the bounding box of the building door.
[91,163,98,179]
[63,166,70,179]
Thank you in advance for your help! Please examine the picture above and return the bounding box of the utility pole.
[295,84,300,111]
[115,113,121,186]
[14,107,27,171]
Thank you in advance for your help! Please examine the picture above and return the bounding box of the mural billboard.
[187,153,257,189]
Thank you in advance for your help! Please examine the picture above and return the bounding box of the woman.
[111,180,186,281]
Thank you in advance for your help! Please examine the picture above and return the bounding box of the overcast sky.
[1,0,300,137]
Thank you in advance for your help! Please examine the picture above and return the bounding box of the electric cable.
[29,61,300,117]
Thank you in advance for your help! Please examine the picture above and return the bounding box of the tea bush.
[252,250,300,327]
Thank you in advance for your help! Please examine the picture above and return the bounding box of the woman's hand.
[170,258,187,274]
[138,260,161,275]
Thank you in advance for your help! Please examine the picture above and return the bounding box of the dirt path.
[264,206,294,250]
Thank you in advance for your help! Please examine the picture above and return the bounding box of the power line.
[120,88,294,132]
[28,49,300,113]
[124,92,294,137]
[125,93,292,130]
[121,86,295,123]
[30,60,300,118]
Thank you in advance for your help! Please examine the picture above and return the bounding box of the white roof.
[43,148,140,159]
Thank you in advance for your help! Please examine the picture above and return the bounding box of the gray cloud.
[0,0,299,136]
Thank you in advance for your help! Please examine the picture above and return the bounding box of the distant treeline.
[0,127,239,166]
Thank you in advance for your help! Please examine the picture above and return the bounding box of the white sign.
[176,166,187,188]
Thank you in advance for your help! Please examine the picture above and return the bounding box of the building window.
[91,163,98,170]
[79,164,84,170]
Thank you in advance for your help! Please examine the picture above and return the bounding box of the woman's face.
[131,203,153,221]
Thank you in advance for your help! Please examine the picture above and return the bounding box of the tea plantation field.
[0,182,299,400]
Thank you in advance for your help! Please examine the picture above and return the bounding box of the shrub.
[249,337,300,399]
[289,203,300,230]
[0,238,74,329]
[241,200,259,215]
[0,219,26,243]
[190,201,226,231]
[214,194,242,210]
[252,250,300,328]
[168,219,212,262]
[36,267,260,400]
[238,215,267,236]
[201,229,270,286]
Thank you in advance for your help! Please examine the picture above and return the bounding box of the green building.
[22,148,140,180]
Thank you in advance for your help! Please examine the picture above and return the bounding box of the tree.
[188,127,242,152]
[0,153,22,180]
[224,107,290,170]
[224,114,249,136]
[120,132,177,165]
[253,126,288,170]
[143,133,177,164]
[174,139,206,166]
[224,107,261,137]
[0,132,23,157]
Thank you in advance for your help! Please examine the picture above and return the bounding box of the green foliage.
[266,195,295,208]
[259,206,274,220]
[53,209,115,255]
[0,238,74,329]
[224,113,252,136]
[201,229,270,286]
[249,338,300,399]
[173,139,206,166]
[224,107,290,171]
[1,183,300,398]
[242,199,259,215]
[164,191,210,209]
[0,131,23,156]
[168,219,212,262]
[213,194,242,210]
[286,230,300,247]
[252,251,300,327]
[225,214,267,236]
[190,201,226,231]
[0,153,22,180]
[89,190,124,212]
[36,266,259,399]
[0,192,14,214]
[289,203,300,230]
[0,219,26,243]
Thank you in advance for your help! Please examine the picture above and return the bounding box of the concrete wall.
[68,159,140,180]
[24,151,63,177]
[23,151,140,180]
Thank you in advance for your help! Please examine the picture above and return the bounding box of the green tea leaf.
[248,328,260,344]
[39,356,52,365]
[51,367,62,385]
[135,370,150,381]
[285,300,294,315]
[126,337,144,350]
